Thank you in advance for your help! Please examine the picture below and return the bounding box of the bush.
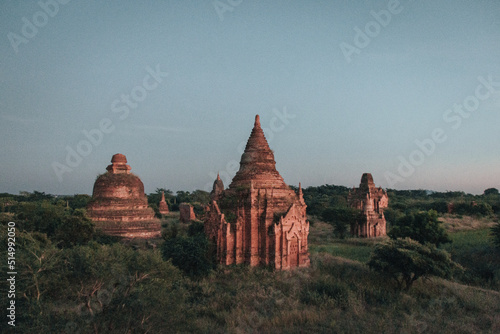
[389,210,451,247]
[188,220,205,236]
[162,234,213,277]
[368,238,462,291]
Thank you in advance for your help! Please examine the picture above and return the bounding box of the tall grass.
[308,220,384,263]
[444,228,500,290]
[181,253,500,333]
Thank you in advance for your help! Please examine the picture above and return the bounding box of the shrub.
[368,238,462,291]
[188,220,205,236]
[162,234,213,277]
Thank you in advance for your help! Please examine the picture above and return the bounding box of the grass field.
[308,220,385,263]
[445,228,494,250]
[309,217,500,292]
[310,240,375,263]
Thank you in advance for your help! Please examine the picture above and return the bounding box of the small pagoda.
[158,191,170,215]
[347,173,388,238]
[86,154,161,239]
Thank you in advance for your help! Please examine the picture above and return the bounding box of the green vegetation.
[321,207,360,239]
[368,238,462,290]
[146,188,210,214]
[444,228,500,289]
[1,189,500,333]
[492,222,500,249]
[389,210,451,246]
[162,221,214,277]
[301,184,350,216]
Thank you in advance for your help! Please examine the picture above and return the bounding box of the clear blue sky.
[1,0,499,195]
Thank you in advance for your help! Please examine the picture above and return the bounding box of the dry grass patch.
[439,214,496,232]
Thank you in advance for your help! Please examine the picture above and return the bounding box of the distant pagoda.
[205,115,310,269]
[158,191,170,215]
[347,173,388,238]
[86,154,161,239]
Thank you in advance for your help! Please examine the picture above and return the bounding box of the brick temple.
[204,115,310,269]
[347,173,388,238]
[86,153,161,238]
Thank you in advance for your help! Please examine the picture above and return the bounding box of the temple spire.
[229,115,286,189]
[298,182,305,205]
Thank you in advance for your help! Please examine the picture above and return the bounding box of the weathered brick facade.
[205,115,310,269]
[348,173,388,238]
[87,154,160,238]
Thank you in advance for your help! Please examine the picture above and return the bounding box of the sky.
[1,0,499,196]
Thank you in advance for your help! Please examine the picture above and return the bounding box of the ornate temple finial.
[298,182,305,205]
[161,191,165,201]
[254,114,261,127]
[106,153,132,174]
[217,172,221,181]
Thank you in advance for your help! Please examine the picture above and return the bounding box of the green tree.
[190,190,211,205]
[368,238,462,290]
[65,194,92,209]
[321,207,359,239]
[484,188,499,196]
[16,201,67,237]
[54,211,95,248]
[389,210,451,247]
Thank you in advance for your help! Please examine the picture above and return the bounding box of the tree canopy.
[321,207,360,239]
[368,238,462,290]
[388,210,451,247]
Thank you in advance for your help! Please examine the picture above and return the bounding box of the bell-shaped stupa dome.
[87,154,160,239]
